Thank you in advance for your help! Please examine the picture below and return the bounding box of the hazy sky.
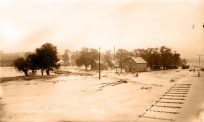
[0,0,203,58]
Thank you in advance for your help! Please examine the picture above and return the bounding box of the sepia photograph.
[0,0,204,122]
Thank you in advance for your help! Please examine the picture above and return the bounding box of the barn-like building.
[124,57,147,73]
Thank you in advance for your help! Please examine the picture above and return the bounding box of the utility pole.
[121,50,123,74]
[99,47,101,79]
[197,24,204,77]
[198,55,202,68]
[198,55,202,77]
[192,24,203,77]
[114,45,117,74]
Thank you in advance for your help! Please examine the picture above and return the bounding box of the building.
[124,57,147,73]
[91,60,105,70]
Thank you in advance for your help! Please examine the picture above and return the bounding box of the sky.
[0,0,204,59]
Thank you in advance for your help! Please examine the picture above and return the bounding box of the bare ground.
[0,68,203,122]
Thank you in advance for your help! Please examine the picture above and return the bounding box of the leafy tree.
[14,57,29,76]
[75,57,80,67]
[26,53,39,74]
[132,46,181,70]
[144,48,161,69]
[151,48,161,69]
[75,57,83,67]
[116,49,130,73]
[157,46,181,69]
[75,48,99,70]
[89,48,98,60]
[172,52,181,68]
[13,43,60,76]
[104,50,114,68]
[160,46,167,69]
[132,49,146,58]
[36,43,60,75]
[89,48,99,68]
[75,48,90,70]
[62,50,69,66]
[71,51,79,60]
[160,46,173,69]
[71,51,80,65]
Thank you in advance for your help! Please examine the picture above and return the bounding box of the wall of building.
[135,63,147,72]
[124,59,147,72]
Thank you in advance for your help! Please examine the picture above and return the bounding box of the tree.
[75,57,83,67]
[144,48,161,69]
[62,50,69,66]
[75,48,99,70]
[14,57,29,76]
[160,46,172,69]
[104,50,114,68]
[78,48,90,70]
[132,46,181,70]
[150,48,161,69]
[71,51,80,66]
[26,53,39,74]
[132,48,146,58]
[159,46,182,69]
[116,49,130,73]
[89,48,98,68]
[172,52,181,68]
[36,43,60,75]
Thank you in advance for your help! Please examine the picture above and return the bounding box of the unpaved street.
[0,68,204,122]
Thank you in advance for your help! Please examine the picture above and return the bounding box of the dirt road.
[0,69,203,122]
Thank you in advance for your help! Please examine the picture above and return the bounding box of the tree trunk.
[46,69,50,75]
[32,70,36,75]
[23,70,28,76]
[41,69,44,75]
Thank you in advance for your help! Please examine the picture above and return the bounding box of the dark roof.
[130,57,147,64]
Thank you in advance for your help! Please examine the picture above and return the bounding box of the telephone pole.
[192,24,203,77]
[114,45,115,61]
[99,47,101,79]
[114,45,117,74]
[198,55,202,68]
[198,55,202,77]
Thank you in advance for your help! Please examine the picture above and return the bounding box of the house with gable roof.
[124,57,147,73]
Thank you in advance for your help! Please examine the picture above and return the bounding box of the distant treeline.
[61,46,187,70]
[0,51,24,67]
[1,45,187,71]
